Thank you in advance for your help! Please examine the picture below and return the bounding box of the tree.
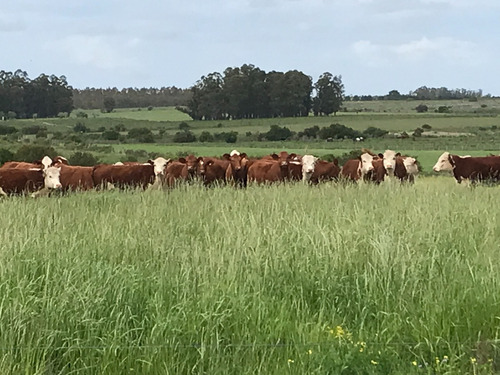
[73,122,89,133]
[69,152,99,166]
[0,148,14,164]
[14,144,57,162]
[264,125,293,141]
[363,127,388,138]
[318,123,361,140]
[103,97,115,113]
[313,73,344,116]
[199,131,214,142]
[415,104,428,113]
[102,129,120,140]
[173,130,196,143]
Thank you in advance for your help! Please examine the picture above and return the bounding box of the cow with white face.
[148,157,171,177]
[383,149,398,177]
[432,152,454,172]
[359,153,375,176]
[403,156,419,183]
[42,166,63,190]
[301,155,318,182]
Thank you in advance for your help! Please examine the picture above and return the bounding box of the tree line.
[0,70,73,119]
[184,64,344,120]
[347,87,488,101]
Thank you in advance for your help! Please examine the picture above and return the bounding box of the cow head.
[224,152,248,172]
[359,153,375,175]
[383,150,399,176]
[196,157,208,177]
[403,157,419,175]
[147,157,171,176]
[53,156,69,165]
[43,166,62,190]
[432,152,454,172]
[40,156,53,170]
[180,155,202,178]
[301,154,318,182]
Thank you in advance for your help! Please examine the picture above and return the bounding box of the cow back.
[59,165,94,191]
[92,164,155,189]
[0,168,44,194]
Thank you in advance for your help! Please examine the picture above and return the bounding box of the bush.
[74,122,89,133]
[97,126,106,132]
[102,130,120,141]
[21,125,46,135]
[264,125,293,141]
[68,152,99,166]
[297,125,320,139]
[214,131,238,143]
[127,128,155,143]
[318,123,361,140]
[0,125,17,135]
[415,104,428,113]
[14,145,57,162]
[76,111,88,118]
[147,106,153,111]
[363,127,388,138]
[437,106,451,113]
[421,124,432,130]
[178,122,190,131]
[199,131,214,142]
[173,130,196,143]
[0,148,14,165]
[35,129,48,138]
[57,112,69,118]
[7,111,17,119]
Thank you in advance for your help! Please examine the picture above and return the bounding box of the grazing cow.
[340,153,375,182]
[0,166,62,196]
[225,152,250,188]
[198,157,230,186]
[433,152,500,183]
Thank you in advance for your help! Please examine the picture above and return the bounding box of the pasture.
[1,178,499,374]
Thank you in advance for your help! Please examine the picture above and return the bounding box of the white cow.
[301,155,318,182]
[402,156,419,183]
[360,152,375,176]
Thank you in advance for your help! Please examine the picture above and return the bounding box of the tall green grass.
[0,179,499,374]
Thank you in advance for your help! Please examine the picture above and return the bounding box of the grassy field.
[0,179,499,374]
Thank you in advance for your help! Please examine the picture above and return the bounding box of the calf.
[0,166,62,196]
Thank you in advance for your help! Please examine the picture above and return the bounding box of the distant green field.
[72,107,192,122]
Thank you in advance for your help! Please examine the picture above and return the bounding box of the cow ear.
[197,156,204,162]
[333,158,339,166]
[395,152,401,157]
[222,153,230,160]
[206,159,214,166]
[288,153,297,159]
[240,153,247,159]
[147,159,154,165]
[178,157,187,163]
[378,153,383,158]
[270,153,279,160]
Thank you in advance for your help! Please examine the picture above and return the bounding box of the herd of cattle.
[0,150,499,197]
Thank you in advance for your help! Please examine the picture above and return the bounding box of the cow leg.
[0,187,7,197]
[31,188,51,198]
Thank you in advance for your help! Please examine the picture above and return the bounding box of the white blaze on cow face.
[43,166,62,189]
[114,162,124,166]
[301,155,317,181]
[149,157,170,176]
[359,153,375,175]
[41,156,53,170]
[383,150,397,176]
[230,149,240,157]
[433,152,454,172]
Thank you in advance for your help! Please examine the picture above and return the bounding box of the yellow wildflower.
[288,359,294,363]
[412,361,417,366]
[471,357,477,364]
[371,360,378,365]
[335,325,344,338]
[307,349,312,355]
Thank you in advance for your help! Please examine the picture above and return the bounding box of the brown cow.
[198,157,230,186]
[433,152,500,183]
[365,155,386,184]
[225,152,250,188]
[1,155,69,170]
[310,159,341,184]
[0,166,62,196]
[261,151,298,181]
[57,165,94,191]
[164,155,204,187]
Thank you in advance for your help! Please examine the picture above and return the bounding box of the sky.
[2,0,499,96]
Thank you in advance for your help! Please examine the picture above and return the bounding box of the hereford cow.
[1,155,62,170]
[433,152,500,183]
[382,149,398,178]
[402,157,419,183]
[93,157,170,189]
[57,165,94,191]
[0,166,62,196]
[340,153,375,182]
[301,155,318,182]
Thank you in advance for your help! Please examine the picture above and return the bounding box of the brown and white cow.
[365,155,386,184]
[93,157,170,189]
[0,166,62,197]
[0,155,66,170]
[433,152,500,183]
[261,151,299,181]
[340,153,375,182]
[56,165,94,191]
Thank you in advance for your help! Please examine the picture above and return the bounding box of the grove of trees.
[185,64,344,120]
[0,70,73,119]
